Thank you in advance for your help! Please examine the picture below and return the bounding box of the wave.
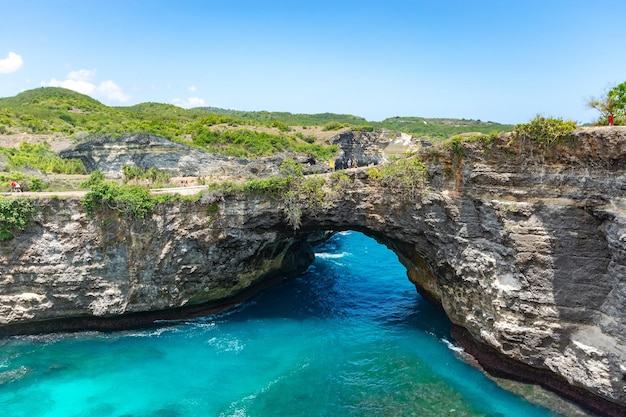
[206,336,245,353]
[442,338,464,353]
[123,325,182,338]
[0,366,29,385]
[315,251,349,259]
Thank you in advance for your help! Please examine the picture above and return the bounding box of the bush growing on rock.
[80,170,105,188]
[0,197,36,240]
[514,116,577,146]
[82,182,155,219]
[368,154,428,200]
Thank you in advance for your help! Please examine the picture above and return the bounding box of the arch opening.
[0,230,570,417]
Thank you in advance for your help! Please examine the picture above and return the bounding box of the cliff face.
[2,127,626,416]
[59,133,327,178]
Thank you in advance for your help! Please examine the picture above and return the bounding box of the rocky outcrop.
[2,127,626,416]
[331,129,425,168]
[59,133,327,178]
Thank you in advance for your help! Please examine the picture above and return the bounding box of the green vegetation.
[82,182,156,219]
[190,127,338,159]
[514,116,577,146]
[376,117,513,142]
[196,108,368,127]
[368,154,428,200]
[588,81,626,125]
[0,142,85,174]
[0,140,85,192]
[0,196,36,240]
[0,87,514,158]
[205,158,329,230]
[322,121,345,131]
[80,170,105,188]
[0,171,47,192]
[121,164,170,186]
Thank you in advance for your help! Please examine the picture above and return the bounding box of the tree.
[588,81,626,125]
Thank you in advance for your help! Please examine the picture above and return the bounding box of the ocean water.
[0,231,568,417]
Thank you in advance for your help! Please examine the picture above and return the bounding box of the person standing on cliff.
[608,114,615,125]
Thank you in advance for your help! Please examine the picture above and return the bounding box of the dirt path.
[1,185,209,199]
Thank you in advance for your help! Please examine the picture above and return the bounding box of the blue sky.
[1,0,624,124]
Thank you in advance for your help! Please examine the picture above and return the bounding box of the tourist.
[14,182,21,192]
[10,181,16,192]
[608,114,615,126]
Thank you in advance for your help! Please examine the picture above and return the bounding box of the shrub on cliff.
[80,170,105,188]
[0,197,36,240]
[514,116,576,146]
[83,182,155,219]
[368,154,428,200]
[121,164,171,186]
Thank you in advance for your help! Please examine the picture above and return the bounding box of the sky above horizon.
[1,0,624,124]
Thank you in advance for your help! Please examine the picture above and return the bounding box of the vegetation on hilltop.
[375,116,513,141]
[196,107,368,127]
[0,87,512,152]
[0,88,340,159]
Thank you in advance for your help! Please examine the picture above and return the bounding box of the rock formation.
[331,129,426,168]
[59,133,327,178]
[1,127,625,416]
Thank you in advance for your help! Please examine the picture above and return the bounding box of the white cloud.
[0,52,24,74]
[67,69,95,82]
[44,77,95,95]
[171,96,206,108]
[188,85,197,92]
[41,69,130,103]
[98,80,130,102]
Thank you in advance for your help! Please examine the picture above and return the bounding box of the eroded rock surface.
[2,127,626,416]
[59,133,327,178]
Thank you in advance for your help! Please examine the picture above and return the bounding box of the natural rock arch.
[1,128,626,416]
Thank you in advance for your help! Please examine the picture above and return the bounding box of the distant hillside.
[197,107,368,127]
[376,116,514,140]
[0,87,513,155]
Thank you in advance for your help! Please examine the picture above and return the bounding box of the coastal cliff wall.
[1,127,625,416]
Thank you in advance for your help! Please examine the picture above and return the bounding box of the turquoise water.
[0,231,565,417]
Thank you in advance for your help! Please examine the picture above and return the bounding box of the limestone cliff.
[1,127,625,416]
[59,133,327,178]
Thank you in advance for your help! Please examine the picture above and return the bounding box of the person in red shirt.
[608,114,615,125]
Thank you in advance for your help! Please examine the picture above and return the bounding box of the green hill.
[376,116,513,140]
[196,107,368,127]
[0,87,106,111]
[0,87,513,155]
